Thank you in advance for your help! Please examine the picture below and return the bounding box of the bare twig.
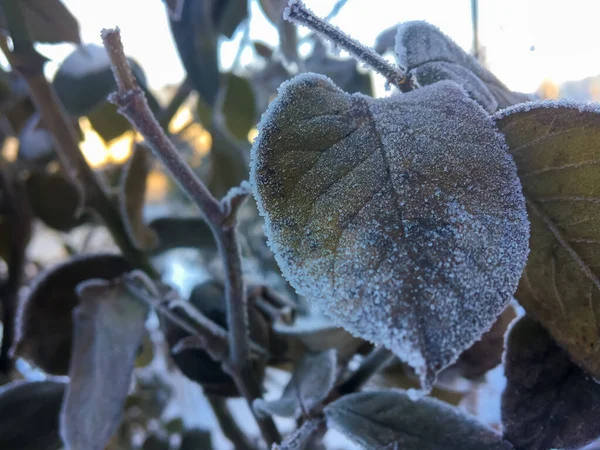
[339,346,395,394]
[0,2,156,277]
[273,417,326,450]
[284,0,406,89]
[471,0,480,61]
[207,395,257,450]
[101,28,281,446]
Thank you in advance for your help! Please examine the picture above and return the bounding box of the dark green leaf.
[204,124,249,198]
[60,274,150,450]
[395,21,531,112]
[254,41,274,59]
[495,100,600,379]
[23,168,85,232]
[179,428,213,450]
[254,349,337,418]
[86,101,132,143]
[141,435,170,450]
[502,316,600,450]
[213,0,248,39]
[324,390,513,450]
[0,380,65,450]
[163,417,184,434]
[222,73,256,141]
[53,44,157,122]
[119,143,158,251]
[250,74,529,391]
[168,0,220,107]
[147,216,215,255]
[0,0,80,44]
[12,253,131,375]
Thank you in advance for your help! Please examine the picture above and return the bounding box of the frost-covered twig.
[101,28,281,447]
[208,395,257,450]
[339,346,395,394]
[284,0,406,89]
[0,2,156,277]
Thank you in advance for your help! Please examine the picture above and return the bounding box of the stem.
[101,28,281,447]
[284,0,406,89]
[0,3,156,277]
[274,418,326,450]
[339,346,394,394]
[207,395,256,450]
[471,0,479,61]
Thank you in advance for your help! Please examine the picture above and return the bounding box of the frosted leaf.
[495,99,600,380]
[395,21,533,112]
[324,390,513,449]
[253,349,337,419]
[250,73,529,391]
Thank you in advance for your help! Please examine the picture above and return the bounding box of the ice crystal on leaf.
[394,21,532,113]
[250,73,529,391]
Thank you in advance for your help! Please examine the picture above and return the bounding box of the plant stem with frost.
[101,27,281,447]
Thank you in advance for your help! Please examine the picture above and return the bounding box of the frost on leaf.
[502,316,600,450]
[394,21,532,112]
[495,100,600,380]
[324,390,513,450]
[250,73,529,391]
[253,349,337,419]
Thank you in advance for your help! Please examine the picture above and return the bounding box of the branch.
[338,346,395,394]
[101,28,281,446]
[284,0,406,89]
[0,3,156,277]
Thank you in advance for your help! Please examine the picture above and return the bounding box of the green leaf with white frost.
[395,21,532,112]
[253,349,337,418]
[495,100,600,380]
[250,74,529,392]
[324,390,513,450]
[60,274,150,450]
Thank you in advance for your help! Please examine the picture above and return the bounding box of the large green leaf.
[251,74,529,391]
[495,100,600,379]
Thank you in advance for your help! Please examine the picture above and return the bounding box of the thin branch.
[101,28,281,446]
[207,395,257,450]
[273,417,326,450]
[284,0,406,89]
[338,346,395,394]
[471,0,480,61]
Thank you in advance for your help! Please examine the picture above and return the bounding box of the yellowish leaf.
[495,101,600,378]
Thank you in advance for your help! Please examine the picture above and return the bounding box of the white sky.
[35,0,600,95]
